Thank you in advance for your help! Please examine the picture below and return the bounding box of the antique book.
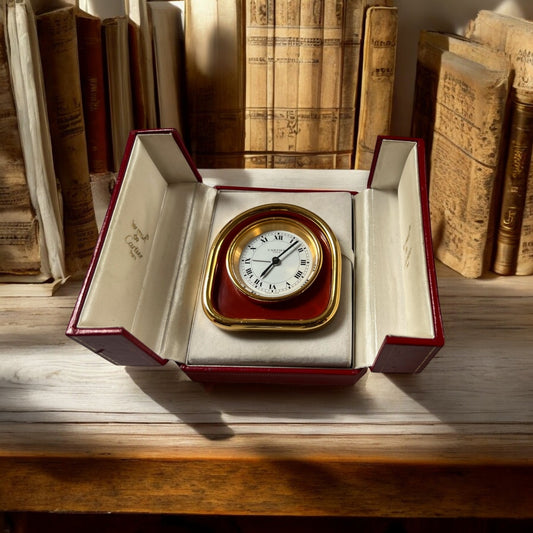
[128,19,149,129]
[427,49,511,278]
[185,0,245,167]
[3,0,65,283]
[148,0,185,136]
[79,0,134,171]
[411,31,509,176]
[127,0,157,129]
[244,0,393,169]
[354,5,397,170]
[492,89,533,275]
[516,97,533,275]
[0,0,40,275]
[187,0,394,169]
[75,8,111,174]
[466,11,533,275]
[102,16,134,171]
[35,3,98,276]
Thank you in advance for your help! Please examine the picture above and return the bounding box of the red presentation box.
[67,130,444,385]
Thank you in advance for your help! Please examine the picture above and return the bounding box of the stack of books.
[412,10,533,278]
[0,0,398,288]
[187,0,398,169]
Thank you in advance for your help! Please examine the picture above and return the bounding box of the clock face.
[227,218,322,301]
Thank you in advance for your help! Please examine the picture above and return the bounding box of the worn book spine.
[185,0,245,167]
[244,1,356,169]
[5,0,66,281]
[102,15,135,171]
[410,33,441,171]
[0,0,40,275]
[244,0,272,159]
[428,51,510,278]
[127,0,158,129]
[149,1,186,136]
[338,0,365,161]
[492,90,533,274]
[36,6,98,276]
[75,9,111,174]
[128,19,148,130]
[411,31,513,183]
[354,5,397,170]
[466,10,533,275]
[516,165,533,274]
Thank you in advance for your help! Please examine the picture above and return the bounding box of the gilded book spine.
[492,90,533,275]
[36,7,98,275]
[516,164,533,274]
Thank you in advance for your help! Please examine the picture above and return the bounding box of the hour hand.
[260,256,280,278]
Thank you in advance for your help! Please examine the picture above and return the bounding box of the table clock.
[202,203,342,331]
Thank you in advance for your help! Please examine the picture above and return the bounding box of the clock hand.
[260,260,277,278]
[260,240,300,278]
[277,239,299,260]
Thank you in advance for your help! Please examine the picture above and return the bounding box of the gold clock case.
[202,203,342,332]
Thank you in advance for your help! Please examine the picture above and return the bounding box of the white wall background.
[391,0,533,135]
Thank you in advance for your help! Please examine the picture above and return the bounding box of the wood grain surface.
[0,263,532,517]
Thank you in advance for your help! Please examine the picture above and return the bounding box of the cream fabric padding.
[355,141,434,367]
[77,136,217,355]
[184,190,354,368]
[207,189,354,256]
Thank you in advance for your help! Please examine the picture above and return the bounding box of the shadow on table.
[382,281,533,431]
[126,364,375,442]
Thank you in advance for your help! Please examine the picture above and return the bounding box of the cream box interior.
[72,131,437,372]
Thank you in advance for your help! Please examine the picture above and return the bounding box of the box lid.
[363,137,444,373]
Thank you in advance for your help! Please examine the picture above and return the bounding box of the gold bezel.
[202,203,342,332]
[226,217,323,302]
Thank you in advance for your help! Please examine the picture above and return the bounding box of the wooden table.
[0,263,532,517]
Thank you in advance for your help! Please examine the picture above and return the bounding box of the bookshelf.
[1,0,533,522]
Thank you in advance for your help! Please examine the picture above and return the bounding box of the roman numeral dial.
[227,217,322,301]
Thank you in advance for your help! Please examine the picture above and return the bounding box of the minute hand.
[277,239,300,260]
[259,240,300,278]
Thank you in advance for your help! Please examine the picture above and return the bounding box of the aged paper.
[36,5,98,276]
[0,0,41,274]
[429,51,510,278]
[245,0,360,168]
[466,11,533,275]
[3,0,66,281]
